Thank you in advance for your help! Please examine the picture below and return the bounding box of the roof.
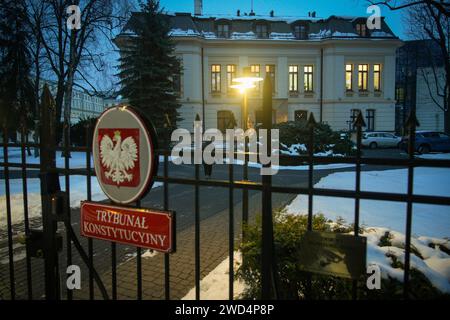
[119,12,398,41]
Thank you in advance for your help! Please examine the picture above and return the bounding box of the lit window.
[304,65,313,92]
[358,64,368,91]
[374,64,381,91]
[265,65,276,93]
[250,64,261,92]
[356,23,366,37]
[289,65,298,92]
[211,64,221,93]
[226,64,236,93]
[345,64,353,91]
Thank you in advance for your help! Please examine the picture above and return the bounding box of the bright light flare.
[230,83,256,93]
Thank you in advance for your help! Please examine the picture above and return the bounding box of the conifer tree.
[118,0,181,142]
[0,0,35,134]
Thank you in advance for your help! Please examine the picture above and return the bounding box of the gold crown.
[114,130,121,137]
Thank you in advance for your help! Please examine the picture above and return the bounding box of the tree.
[35,0,130,154]
[370,0,450,133]
[0,0,35,151]
[370,0,450,17]
[117,0,182,141]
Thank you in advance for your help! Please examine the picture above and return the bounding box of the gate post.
[261,75,276,299]
[39,84,61,300]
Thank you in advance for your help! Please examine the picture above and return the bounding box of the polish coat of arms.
[98,128,140,187]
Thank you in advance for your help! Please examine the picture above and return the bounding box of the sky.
[157,0,408,39]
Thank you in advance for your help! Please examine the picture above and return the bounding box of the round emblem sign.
[92,106,158,204]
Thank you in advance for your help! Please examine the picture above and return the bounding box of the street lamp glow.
[230,82,256,94]
[232,76,264,84]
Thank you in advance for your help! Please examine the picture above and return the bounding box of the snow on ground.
[1,148,92,168]
[0,175,162,228]
[182,252,246,300]
[285,167,450,238]
[362,227,450,293]
[418,153,450,160]
[181,224,450,297]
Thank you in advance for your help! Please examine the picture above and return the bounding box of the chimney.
[312,11,316,18]
[237,9,240,16]
[194,0,202,16]
[270,10,274,17]
[249,10,255,16]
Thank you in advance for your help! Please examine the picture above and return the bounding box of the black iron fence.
[1,108,450,300]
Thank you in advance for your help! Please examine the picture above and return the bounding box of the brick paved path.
[1,191,295,300]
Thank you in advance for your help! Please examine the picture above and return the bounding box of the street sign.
[80,201,175,253]
[92,106,158,204]
[297,231,367,279]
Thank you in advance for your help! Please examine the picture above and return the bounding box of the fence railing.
[1,112,450,300]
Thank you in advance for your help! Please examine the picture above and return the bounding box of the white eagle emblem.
[100,130,138,185]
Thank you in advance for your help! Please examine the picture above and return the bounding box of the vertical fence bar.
[111,241,117,300]
[20,125,33,299]
[352,112,365,300]
[403,113,418,299]
[228,150,234,300]
[2,126,15,300]
[242,93,249,240]
[306,114,316,299]
[136,198,142,300]
[195,162,200,300]
[85,124,94,300]
[64,122,73,300]
[261,75,275,299]
[164,152,170,300]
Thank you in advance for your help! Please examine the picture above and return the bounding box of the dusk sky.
[158,0,408,39]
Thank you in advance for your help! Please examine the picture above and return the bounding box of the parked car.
[399,131,450,154]
[362,132,402,149]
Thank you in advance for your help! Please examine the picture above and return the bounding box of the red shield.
[98,128,140,187]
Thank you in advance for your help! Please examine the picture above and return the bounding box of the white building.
[43,80,105,123]
[116,1,402,133]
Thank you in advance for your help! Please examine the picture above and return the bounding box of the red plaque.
[81,201,175,253]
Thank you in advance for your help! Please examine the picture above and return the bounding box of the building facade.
[43,80,105,124]
[116,3,402,133]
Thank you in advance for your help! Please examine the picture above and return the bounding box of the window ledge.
[358,91,369,97]
[289,92,299,97]
[374,91,382,97]
[345,91,354,97]
[211,92,222,97]
[304,92,314,97]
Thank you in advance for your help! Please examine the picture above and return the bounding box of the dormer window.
[255,24,268,38]
[294,24,308,39]
[217,24,230,38]
[356,23,367,37]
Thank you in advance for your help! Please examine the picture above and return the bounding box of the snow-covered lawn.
[1,149,92,168]
[0,175,162,228]
[286,167,450,238]
[182,252,246,300]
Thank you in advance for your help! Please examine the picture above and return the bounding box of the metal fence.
[1,108,450,300]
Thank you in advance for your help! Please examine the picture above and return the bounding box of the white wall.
[174,38,401,132]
